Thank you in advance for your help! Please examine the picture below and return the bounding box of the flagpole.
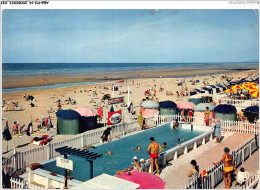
[127,84,130,107]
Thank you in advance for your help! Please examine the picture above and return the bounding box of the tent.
[140,100,160,117]
[214,104,237,121]
[189,95,203,105]
[193,103,215,125]
[159,101,177,115]
[75,107,98,131]
[176,102,195,116]
[243,105,259,123]
[56,109,85,135]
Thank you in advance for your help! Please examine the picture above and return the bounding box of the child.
[234,168,249,187]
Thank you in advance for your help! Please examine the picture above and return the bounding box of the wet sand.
[2,67,234,89]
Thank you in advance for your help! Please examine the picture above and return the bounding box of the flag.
[127,103,133,113]
[26,122,33,136]
[110,105,115,112]
[107,110,122,125]
[97,107,103,120]
[2,121,12,141]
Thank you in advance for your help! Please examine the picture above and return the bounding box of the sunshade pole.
[90,160,94,179]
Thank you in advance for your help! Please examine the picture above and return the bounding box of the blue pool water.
[42,123,203,181]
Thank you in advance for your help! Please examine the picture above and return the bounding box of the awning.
[72,173,140,189]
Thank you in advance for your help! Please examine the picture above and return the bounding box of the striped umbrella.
[224,89,238,93]
[240,84,249,89]
[248,84,257,90]
[231,85,243,89]
[249,88,259,98]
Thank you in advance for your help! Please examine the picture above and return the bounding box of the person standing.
[188,160,199,185]
[214,118,221,143]
[213,147,235,189]
[204,107,211,126]
[147,137,162,175]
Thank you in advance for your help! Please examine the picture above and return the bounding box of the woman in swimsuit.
[204,107,211,126]
[213,147,235,189]
[187,109,193,123]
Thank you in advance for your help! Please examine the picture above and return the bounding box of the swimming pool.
[41,123,204,182]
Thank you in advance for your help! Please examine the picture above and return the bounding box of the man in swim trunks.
[147,137,163,175]
[213,147,235,189]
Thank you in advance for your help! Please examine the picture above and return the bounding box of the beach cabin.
[194,103,215,125]
[159,101,177,115]
[140,100,159,117]
[214,104,237,121]
[56,109,85,135]
[243,105,259,123]
[75,107,98,131]
[189,95,203,105]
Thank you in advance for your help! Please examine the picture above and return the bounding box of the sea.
[2,62,258,77]
[2,62,258,93]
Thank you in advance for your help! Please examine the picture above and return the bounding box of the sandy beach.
[2,69,258,157]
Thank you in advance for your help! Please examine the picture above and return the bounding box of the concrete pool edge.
[26,123,213,188]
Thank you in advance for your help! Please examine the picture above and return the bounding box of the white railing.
[10,177,43,189]
[155,115,259,134]
[241,172,259,189]
[220,98,259,109]
[3,120,140,175]
[182,135,259,189]
[140,124,215,174]
[3,115,258,178]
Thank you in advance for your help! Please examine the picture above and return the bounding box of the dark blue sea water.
[2,62,258,77]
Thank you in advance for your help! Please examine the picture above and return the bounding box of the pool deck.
[159,131,255,189]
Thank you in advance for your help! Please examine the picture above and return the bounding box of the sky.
[2,9,259,63]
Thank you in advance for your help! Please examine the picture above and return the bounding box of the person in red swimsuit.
[147,137,163,175]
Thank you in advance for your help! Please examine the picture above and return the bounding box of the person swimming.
[107,150,112,156]
[177,137,186,142]
[162,142,167,148]
[137,146,141,151]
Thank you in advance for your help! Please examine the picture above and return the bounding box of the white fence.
[155,115,259,134]
[219,98,259,110]
[10,177,43,189]
[2,120,139,176]
[182,134,259,189]
[241,172,259,189]
[3,115,258,178]
[140,126,215,174]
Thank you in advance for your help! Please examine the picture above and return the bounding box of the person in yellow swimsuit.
[213,147,235,189]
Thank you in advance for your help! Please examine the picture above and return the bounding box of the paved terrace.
[159,132,255,189]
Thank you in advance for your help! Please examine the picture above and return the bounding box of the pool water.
[42,123,203,181]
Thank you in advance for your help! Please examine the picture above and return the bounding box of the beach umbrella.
[248,84,257,90]
[224,89,237,93]
[56,109,81,119]
[214,104,237,113]
[2,121,12,152]
[244,105,259,123]
[177,102,195,110]
[194,103,215,112]
[140,100,160,109]
[231,85,243,89]
[194,89,202,92]
[159,101,177,109]
[74,107,97,117]
[240,84,249,89]
[249,88,259,98]
[117,171,166,189]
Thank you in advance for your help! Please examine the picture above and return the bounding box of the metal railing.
[182,135,259,189]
